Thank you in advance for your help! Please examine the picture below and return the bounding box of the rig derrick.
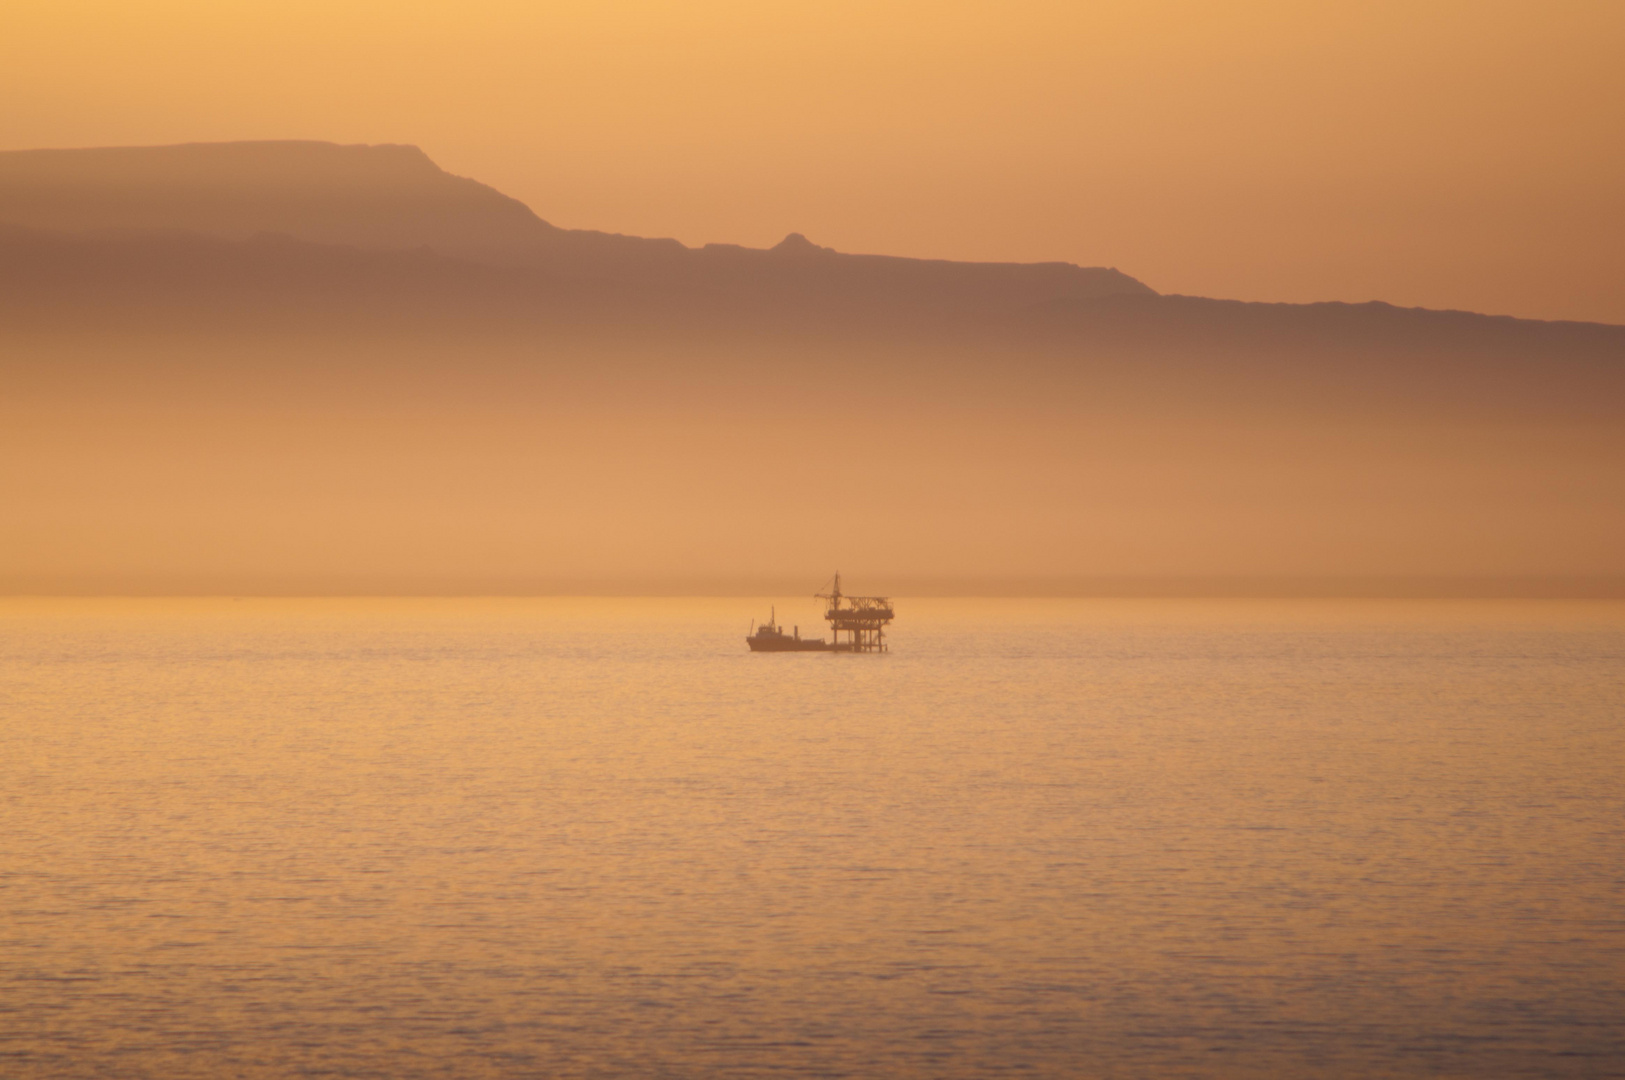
[817,572,894,653]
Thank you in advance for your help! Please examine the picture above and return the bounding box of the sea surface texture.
[2,598,1622,1078]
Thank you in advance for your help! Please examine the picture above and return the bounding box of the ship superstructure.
[745,606,832,652]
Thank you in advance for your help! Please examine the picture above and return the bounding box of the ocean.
[2,598,1622,1078]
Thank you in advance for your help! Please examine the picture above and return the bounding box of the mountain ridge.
[0,140,1154,305]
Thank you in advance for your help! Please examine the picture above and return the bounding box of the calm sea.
[2,598,1622,1078]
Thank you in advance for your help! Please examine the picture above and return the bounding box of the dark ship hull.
[745,635,835,652]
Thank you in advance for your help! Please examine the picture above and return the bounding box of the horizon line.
[6,576,1625,601]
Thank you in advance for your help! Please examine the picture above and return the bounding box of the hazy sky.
[4,1,1623,322]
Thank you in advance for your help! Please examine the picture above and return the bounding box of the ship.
[745,607,833,651]
[746,574,895,653]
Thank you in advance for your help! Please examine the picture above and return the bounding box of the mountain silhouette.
[3,142,1620,357]
[0,141,553,260]
[0,139,1621,423]
[0,141,1150,309]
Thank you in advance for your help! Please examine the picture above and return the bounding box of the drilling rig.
[816,573,894,653]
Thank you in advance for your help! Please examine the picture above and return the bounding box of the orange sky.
[3,0,1623,322]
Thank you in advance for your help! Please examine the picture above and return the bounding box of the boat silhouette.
[745,607,833,652]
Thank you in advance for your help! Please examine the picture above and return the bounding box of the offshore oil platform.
[746,573,895,653]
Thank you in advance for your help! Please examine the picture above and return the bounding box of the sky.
[4,0,1623,323]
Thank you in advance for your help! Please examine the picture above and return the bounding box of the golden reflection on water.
[2,598,1622,1077]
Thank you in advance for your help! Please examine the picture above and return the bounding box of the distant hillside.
[1,139,1621,422]
[0,141,553,261]
[0,141,1152,306]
